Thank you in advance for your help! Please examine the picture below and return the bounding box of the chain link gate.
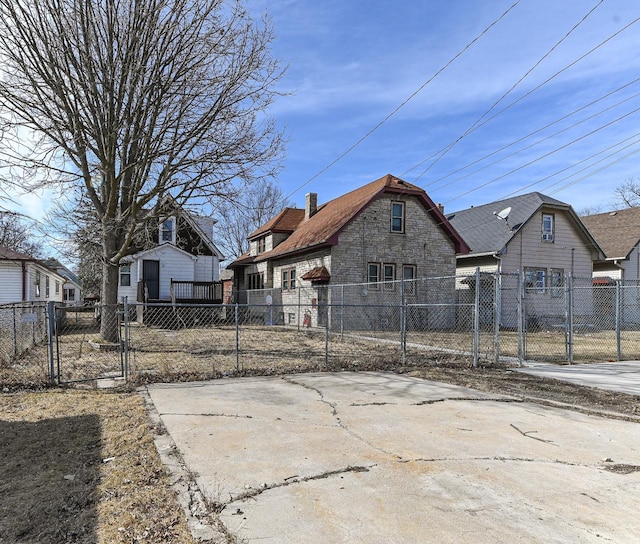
[50,303,127,383]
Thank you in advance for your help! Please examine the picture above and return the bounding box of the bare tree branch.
[0,0,285,340]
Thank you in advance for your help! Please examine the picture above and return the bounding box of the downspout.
[22,260,27,301]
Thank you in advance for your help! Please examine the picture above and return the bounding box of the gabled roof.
[0,245,35,261]
[231,174,468,267]
[248,208,305,240]
[42,258,81,285]
[581,207,640,260]
[447,192,601,257]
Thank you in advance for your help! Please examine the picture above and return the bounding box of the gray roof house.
[447,192,603,277]
[447,192,604,327]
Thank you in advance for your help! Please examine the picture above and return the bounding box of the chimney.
[305,192,318,220]
[437,203,444,214]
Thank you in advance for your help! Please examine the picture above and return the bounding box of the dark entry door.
[143,260,160,300]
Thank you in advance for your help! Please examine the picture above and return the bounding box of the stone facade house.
[228,174,468,328]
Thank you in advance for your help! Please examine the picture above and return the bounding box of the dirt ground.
[0,389,201,544]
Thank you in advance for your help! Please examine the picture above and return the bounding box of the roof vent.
[609,211,617,216]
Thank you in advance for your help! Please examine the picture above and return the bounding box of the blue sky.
[253,0,640,214]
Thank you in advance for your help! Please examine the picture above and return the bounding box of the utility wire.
[281,0,523,203]
[423,76,640,188]
[405,0,605,180]
[429,88,640,193]
[442,104,640,204]
[412,12,640,185]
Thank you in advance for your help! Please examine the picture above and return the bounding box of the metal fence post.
[493,272,501,365]
[566,274,574,365]
[325,307,329,367]
[615,281,622,361]
[401,279,407,365]
[235,303,240,372]
[123,296,130,380]
[517,270,524,367]
[46,301,57,384]
[473,267,480,368]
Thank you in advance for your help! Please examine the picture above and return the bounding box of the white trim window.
[368,263,380,288]
[391,202,405,233]
[161,217,175,243]
[550,268,564,297]
[542,213,554,242]
[120,263,131,287]
[525,268,546,294]
[383,263,396,290]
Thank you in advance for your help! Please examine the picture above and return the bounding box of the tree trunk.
[99,226,120,343]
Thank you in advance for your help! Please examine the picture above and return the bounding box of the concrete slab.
[147,372,640,543]
[514,361,640,396]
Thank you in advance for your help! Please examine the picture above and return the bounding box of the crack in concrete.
[225,465,375,506]
[397,455,605,471]
[413,397,523,406]
[282,376,402,459]
[159,412,253,419]
[350,397,522,407]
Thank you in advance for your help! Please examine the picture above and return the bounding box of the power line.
[405,0,605,181]
[442,104,640,204]
[411,12,640,185]
[281,0,523,203]
[423,76,640,188]
[429,87,640,193]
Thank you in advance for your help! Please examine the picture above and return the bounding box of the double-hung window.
[35,270,41,297]
[525,268,546,294]
[282,268,296,290]
[383,263,396,290]
[550,269,564,297]
[542,213,554,242]
[367,263,381,288]
[391,202,405,233]
[120,264,131,287]
[161,218,174,243]
[403,264,416,294]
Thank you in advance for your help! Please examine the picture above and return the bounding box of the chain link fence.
[4,271,640,387]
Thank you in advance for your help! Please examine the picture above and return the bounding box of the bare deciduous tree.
[0,212,43,257]
[0,0,285,340]
[214,180,291,261]
[614,178,640,208]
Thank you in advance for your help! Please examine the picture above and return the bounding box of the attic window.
[391,202,405,233]
[257,237,266,254]
[542,213,554,242]
[161,218,174,243]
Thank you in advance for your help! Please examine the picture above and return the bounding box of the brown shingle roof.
[301,266,331,282]
[232,174,468,267]
[581,207,640,260]
[248,208,305,240]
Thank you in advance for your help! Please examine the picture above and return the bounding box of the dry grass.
[0,389,195,544]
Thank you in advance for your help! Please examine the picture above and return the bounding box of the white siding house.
[0,246,66,304]
[117,203,224,303]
